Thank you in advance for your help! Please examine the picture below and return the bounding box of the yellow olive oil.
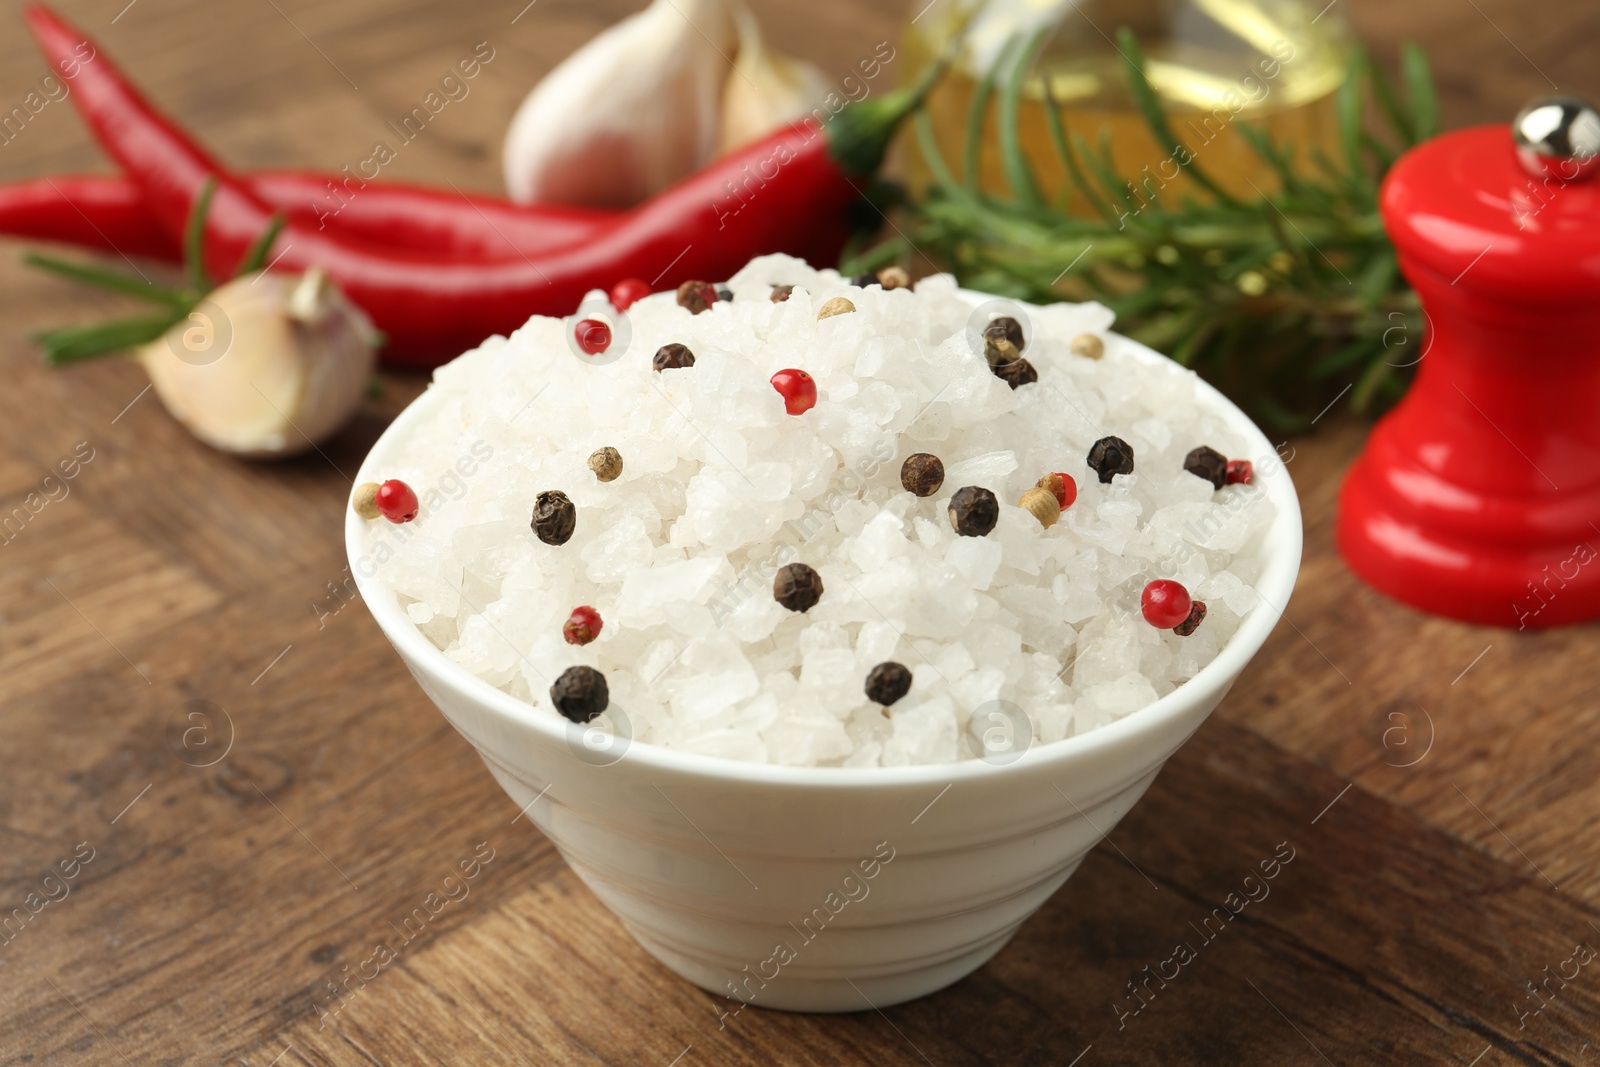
[899,0,1352,211]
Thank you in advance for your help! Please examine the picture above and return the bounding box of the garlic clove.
[137,269,376,458]
[502,0,736,208]
[282,269,381,449]
[718,4,832,155]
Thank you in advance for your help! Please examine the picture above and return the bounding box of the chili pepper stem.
[827,51,950,177]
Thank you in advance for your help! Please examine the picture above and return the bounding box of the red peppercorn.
[563,605,603,646]
[1043,472,1077,510]
[1140,579,1192,629]
[609,278,652,312]
[1226,459,1254,485]
[374,479,419,523]
[574,318,611,355]
[770,368,817,415]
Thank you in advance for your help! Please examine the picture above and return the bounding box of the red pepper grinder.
[1337,98,1600,629]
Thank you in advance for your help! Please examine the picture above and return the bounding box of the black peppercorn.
[653,342,696,371]
[982,334,1037,389]
[1173,600,1207,636]
[992,352,1038,389]
[773,562,824,612]
[901,452,945,497]
[676,280,718,314]
[865,661,913,707]
[716,285,734,302]
[1183,445,1227,490]
[983,315,1025,350]
[550,665,608,723]
[948,485,999,537]
[532,490,576,546]
[1087,436,1135,483]
[770,284,794,303]
[851,272,879,288]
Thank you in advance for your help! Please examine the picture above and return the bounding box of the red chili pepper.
[0,172,618,262]
[25,4,933,367]
[0,175,175,258]
[253,171,617,258]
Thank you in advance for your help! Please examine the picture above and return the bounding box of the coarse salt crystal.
[367,255,1276,767]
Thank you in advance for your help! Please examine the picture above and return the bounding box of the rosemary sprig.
[28,176,289,366]
[23,253,191,305]
[185,176,217,291]
[861,32,1437,432]
[33,312,191,365]
[237,212,288,277]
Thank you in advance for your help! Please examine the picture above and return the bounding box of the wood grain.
[1,0,1598,1064]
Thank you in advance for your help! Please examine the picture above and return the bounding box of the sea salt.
[363,255,1277,767]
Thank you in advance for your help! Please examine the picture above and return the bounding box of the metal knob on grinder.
[1511,96,1600,180]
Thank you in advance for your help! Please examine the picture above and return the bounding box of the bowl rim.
[346,289,1303,788]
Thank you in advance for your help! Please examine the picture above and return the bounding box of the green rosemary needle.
[856,29,1438,432]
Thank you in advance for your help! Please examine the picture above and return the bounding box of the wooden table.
[2,1,1597,1063]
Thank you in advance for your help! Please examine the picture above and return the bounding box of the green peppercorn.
[588,446,623,482]
[1018,486,1059,528]
[653,343,695,371]
[1070,333,1105,360]
[773,562,824,612]
[1087,436,1135,483]
[351,481,382,520]
[550,666,608,723]
[1183,446,1227,490]
[865,661,913,707]
[532,490,576,546]
[877,265,911,290]
[948,485,999,537]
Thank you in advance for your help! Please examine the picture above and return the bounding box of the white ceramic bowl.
[347,303,1302,1013]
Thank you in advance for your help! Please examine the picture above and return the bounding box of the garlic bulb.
[502,0,735,207]
[718,4,831,155]
[138,268,377,458]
